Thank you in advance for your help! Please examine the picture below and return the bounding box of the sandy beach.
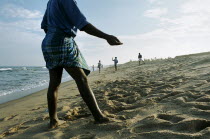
[1,52,210,139]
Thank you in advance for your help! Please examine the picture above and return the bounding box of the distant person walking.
[138,53,145,65]
[41,0,123,129]
[98,60,102,73]
[112,57,118,71]
[92,65,95,71]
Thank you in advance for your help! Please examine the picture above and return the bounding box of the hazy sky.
[0,0,210,66]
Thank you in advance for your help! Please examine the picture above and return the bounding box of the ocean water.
[0,66,72,104]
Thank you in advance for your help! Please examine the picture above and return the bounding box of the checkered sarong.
[42,32,90,75]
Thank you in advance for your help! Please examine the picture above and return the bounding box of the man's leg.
[64,67,109,123]
[47,67,65,128]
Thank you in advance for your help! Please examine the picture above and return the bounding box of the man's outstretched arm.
[81,23,123,46]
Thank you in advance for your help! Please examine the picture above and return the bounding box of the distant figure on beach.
[112,57,118,71]
[98,60,102,73]
[92,65,94,71]
[41,0,123,129]
[138,53,145,65]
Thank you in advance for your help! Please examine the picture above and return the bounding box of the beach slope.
[1,52,210,139]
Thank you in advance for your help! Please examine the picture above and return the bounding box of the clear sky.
[0,0,210,66]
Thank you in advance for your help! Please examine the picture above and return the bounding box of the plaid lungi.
[41,32,90,75]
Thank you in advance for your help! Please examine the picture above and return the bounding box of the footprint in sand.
[174,119,210,133]
[64,107,91,121]
[159,91,184,102]
[0,124,30,138]
[190,107,210,117]
[193,104,210,111]
[30,107,42,111]
[1,114,18,121]
[157,114,185,123]
[131,115,210,134]
[195,95,210,102]
[71,133,96,139]
[108,94,124,100]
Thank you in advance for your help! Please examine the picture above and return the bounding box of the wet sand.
[1,52,210,139]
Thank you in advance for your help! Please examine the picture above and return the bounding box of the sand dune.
[1,52,210,139]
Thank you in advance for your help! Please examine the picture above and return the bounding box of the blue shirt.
[113,59,118,64]
[41,0,89,37]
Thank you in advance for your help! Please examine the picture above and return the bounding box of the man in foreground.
[41,0,123,128]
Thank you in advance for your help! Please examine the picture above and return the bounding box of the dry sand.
[1,52,210,139]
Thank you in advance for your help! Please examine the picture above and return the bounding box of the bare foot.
[94,117,110,124]
[49,119,66,129]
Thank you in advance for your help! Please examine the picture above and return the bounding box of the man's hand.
[105,35,123,46]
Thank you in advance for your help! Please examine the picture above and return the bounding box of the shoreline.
[0,66,106,109]
[0,81,78,116]
[0,76,73,105]
[0,66,100,105]
[0,80,71,108]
